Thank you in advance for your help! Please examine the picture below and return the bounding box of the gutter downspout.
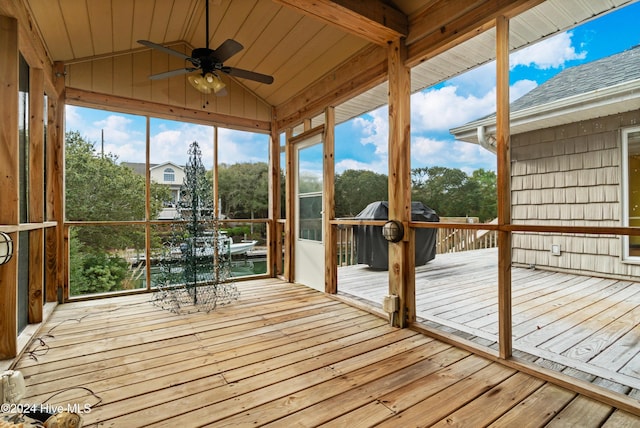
[477,125,497,153]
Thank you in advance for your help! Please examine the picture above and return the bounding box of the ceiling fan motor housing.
[191,48,220,72]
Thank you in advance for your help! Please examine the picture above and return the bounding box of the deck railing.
[436,217,498,254]
[337,225,357,267]
[336,217,498,267]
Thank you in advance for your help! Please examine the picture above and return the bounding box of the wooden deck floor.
[338,247,640,396]
[10,278,640,427]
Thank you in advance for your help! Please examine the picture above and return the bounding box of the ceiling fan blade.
[149,68,196,80]
[138,40,191,61]
[222,67,274,84]
[214,39,244,63]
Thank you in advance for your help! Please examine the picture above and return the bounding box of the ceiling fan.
[137,0,273,95]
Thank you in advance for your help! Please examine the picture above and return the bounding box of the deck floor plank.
[24,309,378,401]
[339,248,640,394]
[371,362,519,427]
[546,395,614,427]
[487,383,576,427]
[213,340,454,427]
[9,278,640,426]
[263,346,471,427]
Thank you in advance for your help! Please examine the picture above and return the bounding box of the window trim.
[163,167,175,182]
[621,125,640,262]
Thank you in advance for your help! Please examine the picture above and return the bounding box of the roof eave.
[450,78,640,145]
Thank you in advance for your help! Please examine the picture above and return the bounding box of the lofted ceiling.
[25,0,380,109]
[13,0,640,131]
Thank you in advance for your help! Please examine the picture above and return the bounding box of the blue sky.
[66,2,640,175]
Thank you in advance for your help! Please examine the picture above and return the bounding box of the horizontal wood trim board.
[288,125,325,145]
[65,88,271,133]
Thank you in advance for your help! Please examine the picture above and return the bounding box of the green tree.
[217,162,269,219]
[65,131,171,250]
[65,131,171,294]
[335,169,388,217]
[412,166,494,220]
[470,168,497,222]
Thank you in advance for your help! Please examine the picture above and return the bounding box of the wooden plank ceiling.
[18,0,638,129]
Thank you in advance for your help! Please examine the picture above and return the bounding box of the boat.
[227,239,258,255]
[171,232,257,258]
[131,231,258,267]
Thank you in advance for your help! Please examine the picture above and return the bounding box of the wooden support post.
[284,128,294,282]
[144,117,152,290]
[323,106,337,293]
[387,38,413,327]
[213,126,219,218]
[0,14,19,359]
[51,61,65,302]
[28,67,45,323]
[496,15,512,359]
[269,112,282,277]
[45,90,62,303]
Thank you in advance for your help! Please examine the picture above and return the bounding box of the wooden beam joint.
[275,0,408,45]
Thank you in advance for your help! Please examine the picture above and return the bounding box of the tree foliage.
[65,131,171,250]
[411,166,496,222]
[214,162,494,222]
[331,166,496,221]
[65,130,170,295]
[335,169,388,217]
[469,168,498,223]
[217,162,269,219]
[69,232,131,295]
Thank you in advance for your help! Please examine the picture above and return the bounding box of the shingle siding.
[511,111,640,280]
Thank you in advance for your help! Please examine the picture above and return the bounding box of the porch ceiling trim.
[275,0,546,131]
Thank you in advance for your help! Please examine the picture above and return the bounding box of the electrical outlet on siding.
[551,244,561,256]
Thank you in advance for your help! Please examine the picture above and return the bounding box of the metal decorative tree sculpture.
[152,141,239,313]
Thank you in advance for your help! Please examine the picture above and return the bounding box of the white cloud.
[65,106,147,163]
[65,105,83,131]
[412,136,448,161]
[150,129,192,166]
[412,137,496,171]
[510,31,586,70]
[411,77,538,133]
[65,105,269,169]
[352,106,388,155]
[218,128,269,165]
[447,62,496,96]
[413,31,583,134]
[411,86,496,132]
[150,125,269,168]
[510,79,538,102]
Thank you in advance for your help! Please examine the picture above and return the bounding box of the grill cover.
[355,201,439,270]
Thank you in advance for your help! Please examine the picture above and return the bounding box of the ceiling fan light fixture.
[204,72,226,93]
[139,0,272,88]
[188,74,212,94]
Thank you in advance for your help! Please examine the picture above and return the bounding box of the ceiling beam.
[275,44,387,130]
[66,88,271,133]
[406,0,487,45]
[275,0,544,129]
[274,0,408,45]
[406,0,546,67]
